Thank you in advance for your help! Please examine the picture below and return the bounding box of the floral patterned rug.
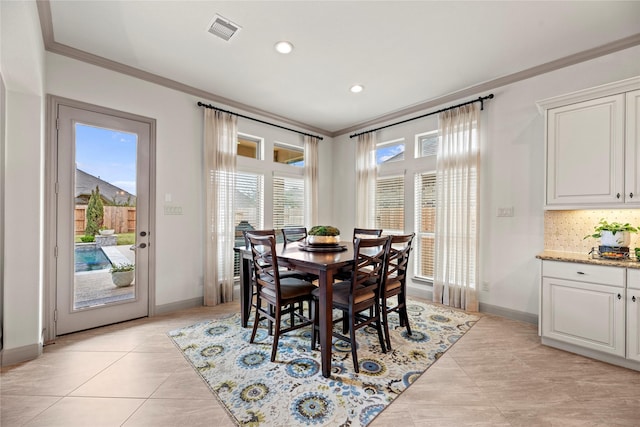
[168,299,478,426]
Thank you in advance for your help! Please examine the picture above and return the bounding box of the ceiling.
[42,1,640,136]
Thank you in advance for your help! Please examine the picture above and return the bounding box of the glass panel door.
[55,103,151,335]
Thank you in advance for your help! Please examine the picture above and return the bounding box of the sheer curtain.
[433,103,480,311]
[203,109,237,306]
[304,135,319,227]
[355,132,377,228]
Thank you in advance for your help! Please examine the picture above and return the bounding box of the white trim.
[1,343,43,367]
[536,75,640,112]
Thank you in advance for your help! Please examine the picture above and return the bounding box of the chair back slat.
[353,227,383,240]
[350,236,391,304]
[246,233,281,300]
[243,229,276,249]
[282,227,308,245]
[385,233,415,286]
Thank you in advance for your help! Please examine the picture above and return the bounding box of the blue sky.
[75,124,137,195]
[376,143,405,164]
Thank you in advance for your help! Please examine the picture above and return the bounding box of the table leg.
[239,254,252,328]
[318,269,333,378]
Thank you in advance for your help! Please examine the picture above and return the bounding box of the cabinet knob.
[630,193,634,199]
[617,193,621,199]
[618,293,622,300]
[576,271,585,275]
[633,296,637,303]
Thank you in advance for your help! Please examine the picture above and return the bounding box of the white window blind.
[234,172,263,275]
[235,172,264,231]
[415,172,436,279]
[273,175,304,230]
[375,175,404,232]
[417,131,438,157]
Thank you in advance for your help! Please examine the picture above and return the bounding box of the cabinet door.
[542,277,625,357]
[625,90,640,205]
[628,288,640,362]
[627,269,640,362]
[546,94,625,206]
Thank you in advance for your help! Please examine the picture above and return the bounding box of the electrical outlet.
[481,281,490,292]
[497,207,514,217]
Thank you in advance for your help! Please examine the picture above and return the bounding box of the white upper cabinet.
[625,90,640,207]
[538,77,640,209]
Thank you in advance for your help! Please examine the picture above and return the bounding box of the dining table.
[234,240,355,378]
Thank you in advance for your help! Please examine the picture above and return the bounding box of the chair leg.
[249,299,262,344]
[348,308,359,373]
[398,294,412,335]
[271,308,282,362]
[311,299,318,350]
[381,299,392,351]
[375,304,387,354]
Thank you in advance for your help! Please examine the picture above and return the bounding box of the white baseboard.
[155,297,204,315]
[479,302,538,325]
[1,343,42,367]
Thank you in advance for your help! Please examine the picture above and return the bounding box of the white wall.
[1,0,46,359]
[331,44,640,319]
[45,54,334,309]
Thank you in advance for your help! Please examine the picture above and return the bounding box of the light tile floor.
[2,298,640,426]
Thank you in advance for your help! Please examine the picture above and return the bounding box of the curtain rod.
[349,94,494,139]
[197,101,324,141]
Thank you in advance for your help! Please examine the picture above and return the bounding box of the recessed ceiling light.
[275,41,294,54]
[350,84,364,93]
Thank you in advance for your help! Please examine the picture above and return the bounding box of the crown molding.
[37,1,640,139]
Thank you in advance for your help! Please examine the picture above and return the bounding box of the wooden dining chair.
[312,236,391,372]
[380,233,415,351]
[281,227,319,282]
[333,227,384,281]
[243,229,308,322]
[246,233,316,362]
[281,227,308,245]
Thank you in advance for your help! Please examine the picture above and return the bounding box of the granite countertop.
[537,250,640,269]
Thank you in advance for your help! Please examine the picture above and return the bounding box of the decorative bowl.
[307,235,340,245]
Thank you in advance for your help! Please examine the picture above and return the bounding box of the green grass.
[75,232,136,245]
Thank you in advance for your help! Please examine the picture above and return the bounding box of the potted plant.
[308,226,341,245]
[584,219,638,247]
[99,226,115,236]
[110,262,135,287]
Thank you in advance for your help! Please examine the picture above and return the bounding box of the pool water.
[75,245,111,272]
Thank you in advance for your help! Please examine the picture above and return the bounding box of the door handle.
[130,242,148,251]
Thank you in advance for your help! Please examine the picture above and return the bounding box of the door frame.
[44,95,156,342]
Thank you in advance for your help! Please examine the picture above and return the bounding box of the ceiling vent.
[207,14,241,41]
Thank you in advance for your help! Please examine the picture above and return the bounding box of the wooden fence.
[75,206,136,235]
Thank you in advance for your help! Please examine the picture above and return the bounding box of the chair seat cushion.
[312,281,375,306]
[261,277,315,300]
[385,279,401,292]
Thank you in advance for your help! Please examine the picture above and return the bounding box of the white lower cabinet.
[627,269,640,362]
[541,261,625,357]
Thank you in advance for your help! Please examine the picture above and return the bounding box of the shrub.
[85,185,104,237]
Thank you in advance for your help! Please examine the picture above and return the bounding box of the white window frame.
[414,171,436,281]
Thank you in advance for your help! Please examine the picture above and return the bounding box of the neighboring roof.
[75,169,136,205]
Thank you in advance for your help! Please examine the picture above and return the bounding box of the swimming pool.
[75,245,111,272]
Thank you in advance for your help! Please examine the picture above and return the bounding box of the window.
[237,134,261,159]
[415,172,436,279]
[376,139,405,165]
[416,131,438,157]
[273,175,304,230]
[274,143,304,167]
[375,175,404,233]
[233,172,263,275]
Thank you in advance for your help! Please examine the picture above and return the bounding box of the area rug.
[168,299,478,426]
